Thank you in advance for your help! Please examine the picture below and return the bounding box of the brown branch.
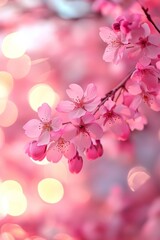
[94,70,133,114]
[141,5,160,34]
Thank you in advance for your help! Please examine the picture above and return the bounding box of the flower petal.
[66,84,84,100]
[69,108,86,118]
[37,131,50,146]
[23,119,42,138]
[74,132,91,150]
[52,117,62,131]
[99,27,117,44]
[46,143,62,163]
[38,103,51,122]
[56,101,75,112]
[84,83,97,101]
[64,142,76,159]
[86,123,103,139]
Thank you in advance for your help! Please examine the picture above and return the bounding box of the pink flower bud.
[96,140,103,157]
[86,143,99,160]
[86,140,103,160]
[68,153,83,174]
[25,141,47,161]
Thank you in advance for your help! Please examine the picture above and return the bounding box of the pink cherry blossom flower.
[127,80,160,111]
[99,26,127,64]
[46,127,76,163]
[99,98,131,140]
[68,152,83,174]
[23,103,62,146]
[25,141,47,161]
[86,140,103,160]
[129,63,160,91]
[70,113,103,150]
[132,23,160,63]
[56,83,100,118]
[127,112,147,131]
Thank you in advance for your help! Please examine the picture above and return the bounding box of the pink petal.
[111,121,130,140]
[99,27,117,44]
[130,95,142,110]
[46,143,62,163]
[146,45,160,59]
[66,84,84,100]
[81,113,94,124]
[64,142,76,159]
[103,45,117,63]
[56,100,75,112]
[104,98,115,111]
[37,131,50,146]
[38,103,51,123]
[127,81,142,95]
[84,83,97,101]
[62,124,77,141]
[51,117,62,131]
[86,123,103,139]
[84,97,100,112]
[70,108,86,118]
[23,119,42,138]
[114,104,131,118]
[74,132,91,150]
[149,34,160,45]
[142,23,150,37]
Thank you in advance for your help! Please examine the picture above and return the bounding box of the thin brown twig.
[94,70,133,114]
[140,4,160,34]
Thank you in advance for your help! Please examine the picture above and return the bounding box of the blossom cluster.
[23,11,160,173]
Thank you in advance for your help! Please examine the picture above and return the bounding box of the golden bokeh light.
[0,71,13,98]
[38,178,64,204]
[29,84,59,111]
[1,180,23,193]
[0,180,27,217]
[2,32,26,59]
[127,166,151,191]
[4,191,27,216]
[7,54,31,79]
[0,100,18,127]
[0,98,7,114]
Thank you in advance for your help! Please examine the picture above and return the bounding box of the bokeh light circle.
[0,101,18,127]
[38,178,64,204]
[7,54,31,79]
[0,71,13,98]
[127,166,150,191]
[2,32,26,59]
[29,84,59,111]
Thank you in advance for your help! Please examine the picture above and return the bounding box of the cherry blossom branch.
[140,5,160,34]
[94,70,133,114]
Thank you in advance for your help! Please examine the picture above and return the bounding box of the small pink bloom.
[113,14,141,41]
[99,26,127,64]
[86,140,103,160]
[23,103,62,146]
[71,113,103,150]
[25,141,47,161]
[100,98,131,140]
[46,127,76,163]
[127,81,160,111]
[127,112,147,131]
[132,23,160,62]
[68,152,83,174]
[56,83,100,118]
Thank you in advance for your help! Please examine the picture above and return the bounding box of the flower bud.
[25,141,47,161]
[86,140,103,160]
[68,153,83,174]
